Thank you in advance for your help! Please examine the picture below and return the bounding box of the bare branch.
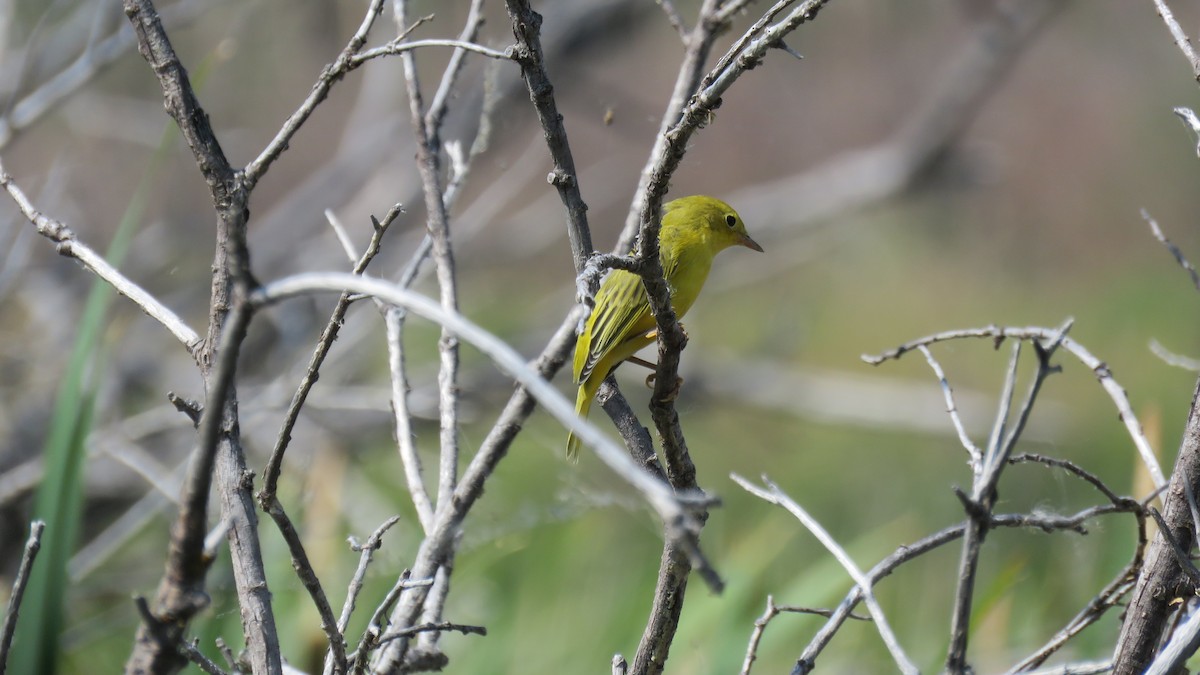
[0,158,201,354]
[1174,107,1200,156]
[261,205,400,505]
[732,473,918,674]
[1112,373,1200,672]
[1150,338,1200,372]
[180,640,229,675]
[917,345,982,469]
[655,0,688,42]
[0,520,45,675]
[375,621,487,646]
[394,0,464,548]
[1142,208,1200,292]
[1151,0,1200,82]
[243,0,389,189]
[352,38,512,65]
[504,0,594,269]
[864,324,1167,491]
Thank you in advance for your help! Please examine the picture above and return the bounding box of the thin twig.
[375,621,487,646]
[655,0,688,41]
[1173,107,1200,157]
[504,0,594,269]
[394,0,463,523]
[243,0,389,189]
[1151,0,1200,82]
[0,520,45,675]
[0,158,201,354]
[864,323,1167,490]
[733,474,918,674]
[260,204,400,504]
[947,327,1064,673]
[180,640,229,675]
[385,308,435,532]
[352,38,512,65]
[1142,209,1200,292]
[1150,338,1200,372]
[917,344,982,470]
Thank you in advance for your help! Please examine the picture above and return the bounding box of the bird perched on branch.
[566,195,763,460]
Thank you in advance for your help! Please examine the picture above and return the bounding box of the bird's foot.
[645,373,684,401]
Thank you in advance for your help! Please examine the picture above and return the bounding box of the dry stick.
[617,0,727,253]
[396,0,463,523]
[1005,471,1149,672]
[321,516,402,675]
[243,0,385,190]
[655,0,688,40]
[951,325,1065,673]
[627,5,834,673]
[375,621,486,646]
[384,308,435,532]
[0,159,201,354]
[1174,107,1200,157]
[795,494,1146,674]
[353,38,510,64]
[179,640,229,675]
[864,325,1167,490]
[410,10,493,654]
[1151,0,1200,82]
[0,520,45,675]
[384,66,500,540]
[918,344,983,470]
[127,301,253,674]
[350,571,434,675]
[1142,209,1200,292]
[261,205,400,504]
[1113,108,1200,670]
[504,0,594,270]
[425,0,487,134]
[120,0,276,671]
[389,6,477,662]
[734,474,918,674]
[741,596,870,675]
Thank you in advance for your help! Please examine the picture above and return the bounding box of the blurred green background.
[2,0,1200,672]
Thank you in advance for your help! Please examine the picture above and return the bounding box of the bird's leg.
[627,325,686,396]
[626,355,658,372]
[625,358,684,400]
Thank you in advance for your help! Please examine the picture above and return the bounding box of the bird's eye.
[725,214,737,228]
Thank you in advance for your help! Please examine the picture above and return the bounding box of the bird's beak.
[739,233,764,252]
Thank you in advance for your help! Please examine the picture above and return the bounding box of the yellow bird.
[566,195,763,460]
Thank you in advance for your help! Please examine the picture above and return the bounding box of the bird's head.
[663,195,763,254]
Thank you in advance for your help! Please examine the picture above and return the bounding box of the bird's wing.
[576,269,655,384]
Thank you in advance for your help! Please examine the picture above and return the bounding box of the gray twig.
[864,323,1166,491]
[1143,208,1200,292]
[0,158,201,354]
[0,520,45,675]
[1151,0,1200,82]
[733,474,918,674]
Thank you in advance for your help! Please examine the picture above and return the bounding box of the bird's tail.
[565,381,595,462]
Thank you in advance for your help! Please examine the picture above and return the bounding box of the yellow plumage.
[565,195,763,460]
